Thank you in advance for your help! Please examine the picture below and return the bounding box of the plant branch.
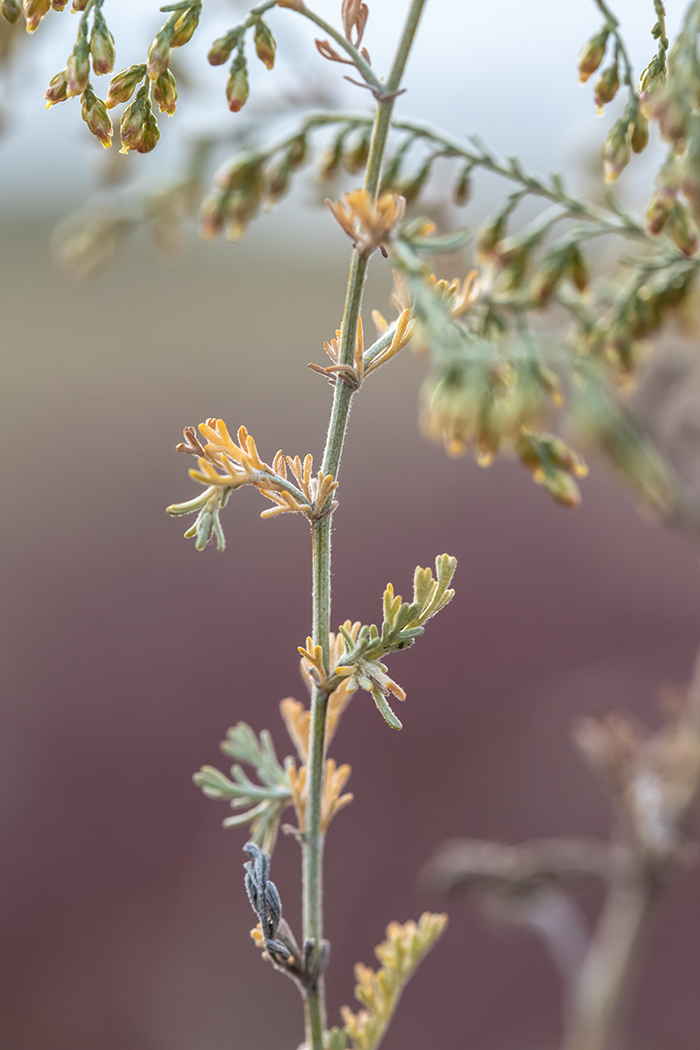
[301,5,428,1049]
[592,0,635,91]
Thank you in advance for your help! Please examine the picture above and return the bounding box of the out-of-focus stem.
[563,645,700,1050]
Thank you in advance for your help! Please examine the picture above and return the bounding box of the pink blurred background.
[1,217,700,1050]
[2,1,700,1047]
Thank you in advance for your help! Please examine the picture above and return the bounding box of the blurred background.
[2,2,700,1049]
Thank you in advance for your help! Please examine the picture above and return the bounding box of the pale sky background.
[0,1,690,225]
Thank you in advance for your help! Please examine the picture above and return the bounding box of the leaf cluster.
[193,722,293,853]
[327,912,448,1050]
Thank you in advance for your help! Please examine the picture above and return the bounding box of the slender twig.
[301,5,428,1049]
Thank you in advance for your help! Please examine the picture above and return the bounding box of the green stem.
[592,0,635,90]
[301,4,428,1049]
[294,4,383,94]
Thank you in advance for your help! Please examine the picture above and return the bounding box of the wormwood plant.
[5,0,700,1048]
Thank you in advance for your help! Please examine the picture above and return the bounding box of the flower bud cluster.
[199,131,310,241]
[41,3,120,148]
[601,101,649,183]
[207,14,278,114]
[530,242,588,306]
[119,83,159,154]
[146,3,201,81]
[516,431,588,508]
[421,333,563,474]
[584,266,694,378]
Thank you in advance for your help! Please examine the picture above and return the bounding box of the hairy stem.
[301,3,427,1048]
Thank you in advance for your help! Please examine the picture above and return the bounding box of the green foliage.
[330,555,457,729]
[338,913,448,1050]
[193,723,292,854]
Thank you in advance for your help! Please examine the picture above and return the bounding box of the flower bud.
[215,156,259,192]
[223,184,261,241]
[147,25,174,80]
[454,165,472,206]
[666,201,698,257]
[200,191,226,239]
[253,19,276,70]
[153,69,177,116]
[602,117,631,182]
[286,134,307,169]
[81,85,113,148]
[171,4,200,48]
[226,52,249,112]
[568,245,589,292]
[90,11,115,77]
[208,29,240,66]
[645,185,676,235]
[136,110,160,154]
[105,64,146,109]
[476,214,506,260]
[399,161,431,204]
[530,250,566,306]
[71,0,88,9]
[264,156,290,204]
[630,107,648,153]
[23,0,50,33]
[44,68,70,108]
[342,130,370,174]
[67,27,91,97]
[319,137,344,180]
[594,63,619,111]
[647,88,690,145]
[542,469,583,508]
[118,103,160,155]
[0,0,22,23]
[638,55,666,113]
[578,27,609,83]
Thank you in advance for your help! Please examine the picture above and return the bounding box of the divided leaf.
[336,913,448,1050]
[193,722,293,854]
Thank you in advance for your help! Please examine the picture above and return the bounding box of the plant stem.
[561,857,661,1050]
[562,645,700,1050]
[301,4,427,1048]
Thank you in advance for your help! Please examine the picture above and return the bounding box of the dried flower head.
[326,189,406,258]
